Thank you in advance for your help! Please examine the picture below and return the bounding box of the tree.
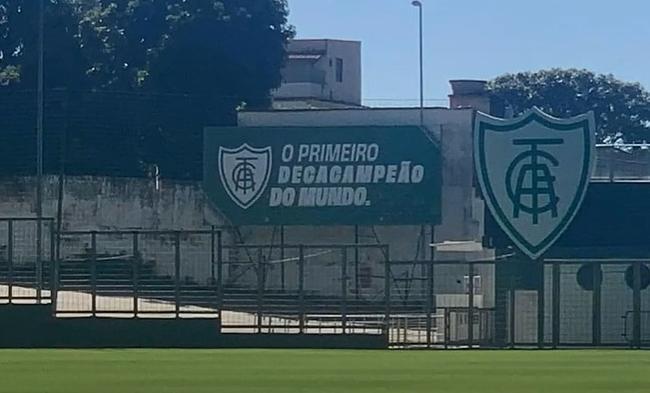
[0,0,88,89]
[0,0,294,179]
[488,69,650,142]
[75,0,294,115]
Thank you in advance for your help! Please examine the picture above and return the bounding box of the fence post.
[280,225,285,292]
[537,260,544,349]
[341,248,348,334]
[592,262,601,346]
[384,245,390,340]
[90,231,97,317]
[509,272,516,349]
[468,262,475,348]
[49,221,56,312]
[444,308,450,349]
[217,231,223,332]
[633,262,641,349]
[298,245,305,334]
[552,262,560,349]
[174,231,181,318]
[426,260,433,348]
[7,220,13,303]
[132,232,139,318]
[36,219,42,303]
[210,227,216,286]
[354,226,360,300]
[427,225,435,348]
[257,248,264,334]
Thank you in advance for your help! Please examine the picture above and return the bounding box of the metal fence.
[0,217,55,304]
[1,222,650,348]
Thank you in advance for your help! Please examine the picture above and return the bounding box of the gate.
[0,217,55,305]
[387,260,496,348]
[501,258,650,348]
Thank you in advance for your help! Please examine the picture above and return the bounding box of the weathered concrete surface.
[0,175,224,230]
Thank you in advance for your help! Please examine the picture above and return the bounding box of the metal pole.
[90,232,97,317]
[55,91,68,287]
[537,260,544,349]
[280,225,285,292]
[412,1,424,126]
[217,231,223,332]
[633,262,641,349]
[552,262,560,348]
[384,245,391,339]
[354,225,360,300]
[298,245,305,334]
[592,263,601,346]
[7,220,13,303]
[257,248,263,334]
[509,272,516,348]
[132,232,139,318]
[468,262,475,348]
[174,231,181,318]
[36,0,45,304]
[428,224,435,347]
[49,220,55,310]
[426,257,433,348]
[341,248,348,334]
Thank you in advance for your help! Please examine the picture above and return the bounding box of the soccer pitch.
[0,350,647,393]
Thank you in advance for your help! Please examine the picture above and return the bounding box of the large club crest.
[218,144,272,209]
[474,107,595,259]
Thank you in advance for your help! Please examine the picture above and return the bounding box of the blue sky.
[287,0,650,107]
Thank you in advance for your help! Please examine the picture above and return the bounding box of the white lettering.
[341,165,355,183]
[411,165,425,183]
[281,145,294,162]
[340,144,352,162]
[269,188,283,207]
[373,165,386,183]
[298,144,309,162]
[329,166,342,183]
[303,166,316,184]
[291,166,303,184]
[386,165,398,183]
[367,144,379,161]
[278,166,291,183]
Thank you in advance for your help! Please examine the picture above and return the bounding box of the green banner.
[203,126,441,225]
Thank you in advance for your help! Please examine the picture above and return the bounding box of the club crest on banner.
[218,143,272,209]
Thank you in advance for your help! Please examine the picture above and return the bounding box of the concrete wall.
[0,175,231,283]
[0,175,215,230]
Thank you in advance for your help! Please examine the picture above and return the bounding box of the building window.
[335,58,343,82]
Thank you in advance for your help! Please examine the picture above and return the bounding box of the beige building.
[272,39,362,109]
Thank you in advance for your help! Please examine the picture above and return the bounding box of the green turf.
[0,350,647,393]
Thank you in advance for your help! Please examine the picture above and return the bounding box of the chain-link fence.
[2,224,649,348]
[0,217,54,304]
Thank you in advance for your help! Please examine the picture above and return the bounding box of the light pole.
[36,0,44,301]
[411,1,424,126]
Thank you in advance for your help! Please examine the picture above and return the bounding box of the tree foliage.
[0,0,293,179]
[488,69,650,142]
[0,0,293,114]
[0,0,87,89]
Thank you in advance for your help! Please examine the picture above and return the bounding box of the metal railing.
[0,217,55,304]
[2,224,649,349]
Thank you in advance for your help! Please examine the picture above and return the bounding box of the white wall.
[274,39,362,105]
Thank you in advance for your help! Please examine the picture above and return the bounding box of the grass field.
[0,349,647,393]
